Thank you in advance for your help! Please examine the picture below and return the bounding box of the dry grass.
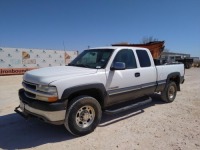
[193,60,200,67]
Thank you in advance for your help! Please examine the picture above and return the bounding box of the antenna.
[63,41,66,52]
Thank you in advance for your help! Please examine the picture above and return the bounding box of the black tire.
[161,82,177,103]
[64,95,102,136]
[185,63,189,69]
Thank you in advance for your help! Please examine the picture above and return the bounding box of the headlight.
[37,85,57,95]
[36,85,58,102]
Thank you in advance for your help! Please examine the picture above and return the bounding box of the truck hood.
[23,66,98,85]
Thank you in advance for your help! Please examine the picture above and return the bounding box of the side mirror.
[110,62,126,70]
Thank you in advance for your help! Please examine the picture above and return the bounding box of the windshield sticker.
[96,66,101,69]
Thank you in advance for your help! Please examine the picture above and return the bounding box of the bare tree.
[141,36,158,44]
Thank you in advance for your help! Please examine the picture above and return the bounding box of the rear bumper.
[16,89,67,124]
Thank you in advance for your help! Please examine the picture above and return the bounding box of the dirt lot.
[0,68,200,150]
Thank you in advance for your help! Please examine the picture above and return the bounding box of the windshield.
[69,49,114,69]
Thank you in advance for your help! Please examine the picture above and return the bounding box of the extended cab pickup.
[15,46,185,136]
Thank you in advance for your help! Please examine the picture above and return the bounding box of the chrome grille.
[22,80,57,101]
[23,81,37,90]
[25,91,36,99]
[22,81,37,99]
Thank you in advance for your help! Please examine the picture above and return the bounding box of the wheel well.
[67,89,104,107]
[168,75,180,91]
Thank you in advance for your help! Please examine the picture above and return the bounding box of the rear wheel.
[161,82,177,103]
[185,63,190,69]
[64,96,102,136]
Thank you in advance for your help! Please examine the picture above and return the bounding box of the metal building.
[160,52,190,63]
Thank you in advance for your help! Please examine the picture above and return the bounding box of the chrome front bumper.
[15,102,65,125]
[15,89,67,125]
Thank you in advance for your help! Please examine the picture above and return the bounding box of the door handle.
[135,72,140,77]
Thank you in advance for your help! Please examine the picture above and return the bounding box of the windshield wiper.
[68,63,91,68]
[67,63,73,66]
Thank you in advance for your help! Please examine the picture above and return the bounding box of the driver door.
[105,49,142,106]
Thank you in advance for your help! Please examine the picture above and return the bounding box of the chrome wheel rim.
[168,86,175,99]
[76,105,95,128]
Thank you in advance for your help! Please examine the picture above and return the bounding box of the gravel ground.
[0,68,200,150]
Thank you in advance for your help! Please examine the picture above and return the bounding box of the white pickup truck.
[15,46,185,136]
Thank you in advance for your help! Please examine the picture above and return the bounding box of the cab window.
[113,49,137,69]
[136,50,151,67]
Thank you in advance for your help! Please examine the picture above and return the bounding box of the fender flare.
[61,83,108,106]
[166,72,181,91]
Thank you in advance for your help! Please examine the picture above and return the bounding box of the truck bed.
[156,63,185,81]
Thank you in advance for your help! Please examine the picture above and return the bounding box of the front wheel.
[64,96,102,136]
[161,82,177,103]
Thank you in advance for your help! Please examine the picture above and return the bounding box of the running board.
[104,97,152,115]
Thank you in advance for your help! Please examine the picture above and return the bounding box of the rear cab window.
[136,50,151,67]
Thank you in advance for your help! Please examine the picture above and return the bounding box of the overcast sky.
[0,0,200,57]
